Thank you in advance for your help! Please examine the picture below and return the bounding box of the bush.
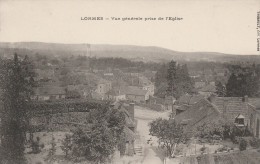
[239,138,247,151]
[249,137,260,148]
[231,136,239,144]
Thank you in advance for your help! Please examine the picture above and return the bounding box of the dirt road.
[135,106,171,164]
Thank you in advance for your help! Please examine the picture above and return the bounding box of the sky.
[0,0,260,55]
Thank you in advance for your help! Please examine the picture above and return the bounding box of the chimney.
[243,95,248,102]
[128,103,135,121]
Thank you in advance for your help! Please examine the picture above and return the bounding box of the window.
[236,118,244,125]
[235,114,245,126]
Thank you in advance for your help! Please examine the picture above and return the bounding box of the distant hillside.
[0,42,259,63]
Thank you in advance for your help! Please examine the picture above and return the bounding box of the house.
[174,96,260,139]
[112,102,136,156]
[67,84,93,98]
[121,103,136,156]
[249,98,260,110]
[32,86,66,101]
[106,88,126,101]
[124,86,149,103]
[197,84,216,97]
[83,73,112,100]
[248,98,260,138]
[174,99,224,135]
[175,94,205,106]
[93,79,112,95]
[139,83,155,97]
[174,94,205,115]
[254,112,260,138]
[123,75,155,96]
[208,95,260,138]
[209,96,252,126]
[148,96,176,111]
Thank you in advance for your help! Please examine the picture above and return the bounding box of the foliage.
[239,138,247,151]
[28,99,108,115]
[249,137,260,148]
[166,60,194,99]
[229,126,253,144]
[215,81,226,97]
[196,122,224,143]
[68,106,125,163]
[196,121,252,144]
[226,64,260,97]
[61,134,72,158]
[149,118,187,157]
[0,54,36,164]
[89,57,161,71]
[155,63,168,89]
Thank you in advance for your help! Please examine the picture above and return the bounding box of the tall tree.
[175,64,194,96]
[215,81,226,97]
[155,63,167,88]
[166,61,178,98]
[166,60,194,99]
[226,64,259,97]
[0,54,36,163]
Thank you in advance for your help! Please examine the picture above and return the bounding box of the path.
[135,106,171,164]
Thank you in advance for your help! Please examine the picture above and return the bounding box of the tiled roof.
[113,102,135,128]
[124,126,135,141]
[211,97,252,123]
[124,86,148,96]
[248,98,260,109]
[176,104,191,111]
[106,88,125,96]
[174,99,223,131]
[123,75,152,87]
[175,94,205,106]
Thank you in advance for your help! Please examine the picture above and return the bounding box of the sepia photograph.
[0,0,260,163]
